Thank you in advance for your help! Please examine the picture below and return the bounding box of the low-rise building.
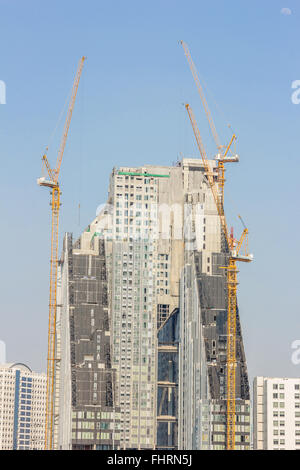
[253,376,300,450]
[0,363,46,450]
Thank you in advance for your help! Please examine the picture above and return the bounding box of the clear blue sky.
[0,0,299,385]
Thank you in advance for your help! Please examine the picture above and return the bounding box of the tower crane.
[37,56,86,450]
[180,40,238,206]
[185,103,253,450]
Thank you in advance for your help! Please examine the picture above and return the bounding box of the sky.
[0,0,299,385]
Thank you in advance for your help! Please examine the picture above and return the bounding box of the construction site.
[37,42,253,451]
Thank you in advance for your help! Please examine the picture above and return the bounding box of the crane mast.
[185,103,252,450]
[37,56,85,450]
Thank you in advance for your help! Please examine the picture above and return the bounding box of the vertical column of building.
[176,158,251,450]
[0,368,14,449]
[253,376,264,449]
[55,234,72,449]
[178,261,212,450]
[110,169,161,449]
[12,369,20,449]
[53,255,62,450]
[17,369,47,450]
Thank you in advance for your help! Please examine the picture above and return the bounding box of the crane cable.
[44,85,73,159]
[78,66,85,228]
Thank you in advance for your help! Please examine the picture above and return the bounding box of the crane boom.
[54,57,85,183]
[185,103,252,450]
[185,104,228,243]
[181,41,238,206]
[181,40,221,150]
[38,56,85,450]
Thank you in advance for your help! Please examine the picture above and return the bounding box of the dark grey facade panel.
[63,234,119,450]
[157,309,179,449]
[191,251,250,448]
[194,253,249,402]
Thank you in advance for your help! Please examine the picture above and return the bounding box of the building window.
[157,304,169,329]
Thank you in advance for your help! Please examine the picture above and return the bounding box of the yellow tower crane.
[180,40,239,206]
[37,56,86,450]
[185,103,253,450]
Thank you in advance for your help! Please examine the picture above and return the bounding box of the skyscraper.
[56,158,251,449]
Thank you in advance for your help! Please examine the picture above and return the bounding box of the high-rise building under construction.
[54,159,250,449]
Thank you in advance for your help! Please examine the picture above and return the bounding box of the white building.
[0,363,46,450]
[253,376,300,450]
